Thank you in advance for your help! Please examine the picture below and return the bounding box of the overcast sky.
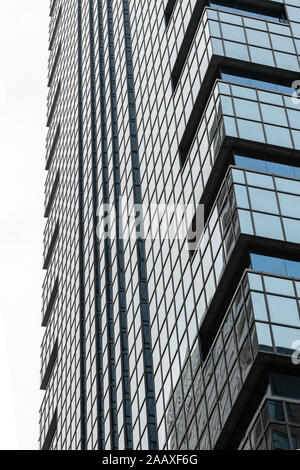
[0,1,49,449]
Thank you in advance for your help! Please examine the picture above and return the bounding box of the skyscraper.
[40,0,300,450]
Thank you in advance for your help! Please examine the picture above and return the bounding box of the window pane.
[275,178,300,195]
[246,172,274,189]
[237,119,265,142]
[251,292,268,321]
[256,322,272,347]
[272,325,300,354]
[279,193,300,218]
[265,125,292,148]
[234,154,266,172]
[285,259,300,278]
[267,295,300,327]
[261,104,288,126]
[290,427,300,450]
[233,153,300,178]
[234,184,249,208]
[286,403,300,425]
[283,218,300,244]
[249,188,278,213]
[234,98,260,120]
[271,428,290,450]
[253,213,283,240]
[248,273,263,290]
[252,254,300,279]
[238,209,254,234]
[263,276,294,296]
[251,254,285,274]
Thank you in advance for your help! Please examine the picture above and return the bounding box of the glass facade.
[239,375,300,449]
[40,0,300,450]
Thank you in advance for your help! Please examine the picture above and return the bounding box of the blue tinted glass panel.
[266,161,296,177]
[285,259,300,278]
[220,68,294,95]
[250,253,300,278]
[234,154,300,178]
[251,253,286,275]
[251,292,268,321]
[273,325,300,353]
[234,155,266,172]
[221,72,249,86]
[256,322,272,347]
[253,213,283,240]
[267,295,300,327]
[263,276,294,296]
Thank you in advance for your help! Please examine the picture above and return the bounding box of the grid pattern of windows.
[232,166,300,244]
[233,153,300,178]
[220,67,295,94]
[165,269,300,449]
[210,0,288,24]
[174,5,300,150]
[181,80,300,207]
[240,395,300,450]
[40,0,300,451]
[40,0,83,450]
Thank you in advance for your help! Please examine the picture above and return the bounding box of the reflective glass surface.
[221,68,294,95]
[209,0,288,23]
[41,0,300,452]
[234,154,300,179]
[250,254,300,278]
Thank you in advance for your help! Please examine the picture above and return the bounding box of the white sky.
[0,1,49,449]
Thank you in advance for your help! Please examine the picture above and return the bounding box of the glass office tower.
[40,0,300,450]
